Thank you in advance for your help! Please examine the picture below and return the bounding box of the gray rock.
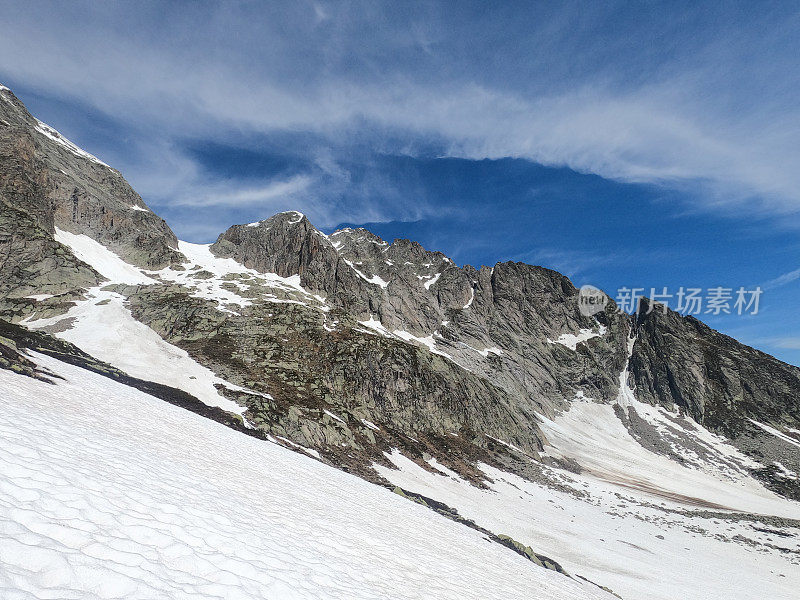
[212,210,632,420]
[0,85,181,270]
[629,298,800,495]
[630,298,800,436]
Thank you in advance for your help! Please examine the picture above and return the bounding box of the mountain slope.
[631,298,800,499]
[2,83,800,599]
[0,84,180,325]
[0,351,613,600]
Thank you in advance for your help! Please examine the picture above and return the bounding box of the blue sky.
[1,1,799,365]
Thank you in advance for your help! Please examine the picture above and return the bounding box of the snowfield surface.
[376,397,800,600]
[0,354,610,600]
[539,397,795,517]
[24,288,245,415]
[377,452,800,600]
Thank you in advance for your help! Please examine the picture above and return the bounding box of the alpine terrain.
[1,83,799,599]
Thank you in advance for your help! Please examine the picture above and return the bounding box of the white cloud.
[1,2,799,223]
[762,337,800,351]
[171,175,313,207]
[763,268,800,290]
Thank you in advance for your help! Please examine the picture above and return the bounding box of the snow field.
[24,288,245,415]
[0,353,610,600]
[54,228,156,286]
[376,449,800,600]
[538,397,794,516]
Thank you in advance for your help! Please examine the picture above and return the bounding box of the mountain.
[2,83,799,599]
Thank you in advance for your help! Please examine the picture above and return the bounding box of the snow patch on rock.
[463,287,475,309]
[24,288,245,415]
[548,325,607,351]
[343,259,389,288]
[34,119,110,168]
[749,419,800,450]
[54,227,156,285]
[422,272,441,290]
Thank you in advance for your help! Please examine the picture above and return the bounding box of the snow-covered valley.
[0,353,611,600]
[377,411,800,600]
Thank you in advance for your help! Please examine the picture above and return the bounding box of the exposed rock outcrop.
[212,211,632,418]
[630,298,800,436]
[630,298,800,498]
[0,85,180,271]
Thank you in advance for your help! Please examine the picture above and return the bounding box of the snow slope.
[54,228,156,286]
[0,353,610,600]
[376,388,800,600]
[538,397,794,517]
[23,288,245,415]
[376,450,800,600]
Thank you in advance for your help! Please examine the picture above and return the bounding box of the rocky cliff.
[0,84,180,323]
[630,298,800,497]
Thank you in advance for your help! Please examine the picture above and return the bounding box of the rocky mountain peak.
[211,209,340,286]
[631,297,800,435]
[0,82,180,272]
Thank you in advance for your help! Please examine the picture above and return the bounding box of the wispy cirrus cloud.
[0,0,799,227]
[752,336,800,351]
[763,267,800,290]
[772,338,800,350]
[170,175,314,208]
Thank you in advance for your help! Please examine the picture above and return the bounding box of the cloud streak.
[763,267,800,290]
[170,175,314,208]
[1,1,799,225]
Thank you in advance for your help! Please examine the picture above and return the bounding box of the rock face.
[212,211,632,419]
[0,195,99,313]
[88,207,632,480]
[125,284,547,481]
[0,85,180,274]
[0,98,99,321]
[630,298,800,436]
[135,213,800,495]
[629,298,800,497]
